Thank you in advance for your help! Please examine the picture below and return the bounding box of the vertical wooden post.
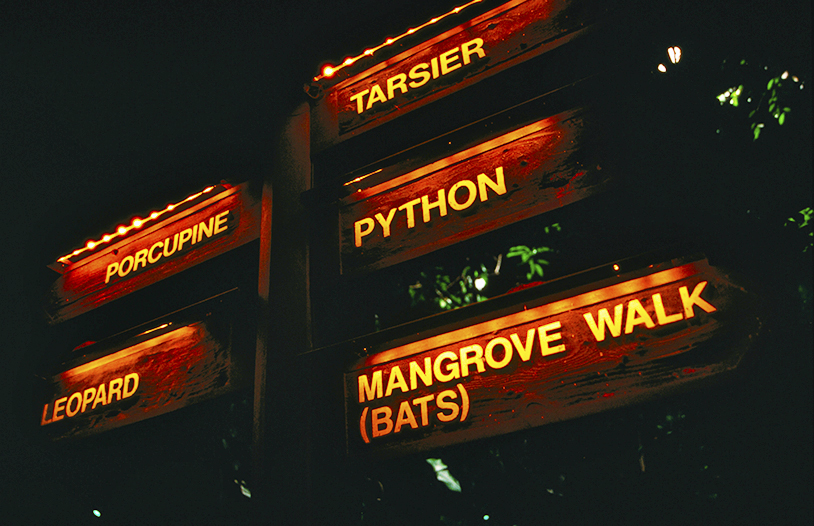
[254,101,312,522]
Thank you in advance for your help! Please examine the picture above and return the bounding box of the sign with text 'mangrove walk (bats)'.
[344,257,758,457]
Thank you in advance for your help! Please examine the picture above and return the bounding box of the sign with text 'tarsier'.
[40,299,244,440]
[311,0,609,150]
[339,107,611,274]
[46,182,260,324]
[344,257,758,457]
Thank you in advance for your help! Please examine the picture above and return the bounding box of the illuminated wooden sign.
[311,0,606,150]
[46,182,260,324]
[39,298,244,440]
[344,257,758,456]
[338,107,610,274]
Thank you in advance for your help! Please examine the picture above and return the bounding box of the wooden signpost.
[40,293,246,440]
[46,182,260,324]
[344,257,758,457]
[311,0,609,151]
[338,106,611,274]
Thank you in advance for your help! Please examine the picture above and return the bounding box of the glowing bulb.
[167,204,175,211]
[613,264,620,271]
[103,235,111,242]
[322,65,335,77]
[781,70,789,79]
[93,510,101,517]
[132,218,143,228]
[475,277,487,290]
[386,38,394,44]
[344,58,354,65]
[86,241,96,249]
[364,49,373,55]
[657,63,667,73]
[667,46,681,64]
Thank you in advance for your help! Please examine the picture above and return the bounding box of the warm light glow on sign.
[39,315,241,440]
[46,182,260,324]
[345,258,757,456]
[54,185,225,267]
[338,107,611,273]
[311,0,606,150]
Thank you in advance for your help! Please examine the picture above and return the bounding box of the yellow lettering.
[105,262,119,284]
[584,304,624,341]
[408,63,431,88]
[433,351,460,382]
[387,73,408,100]
[374,209,397,238]
[92,383,107,409]
[394,400,419,433]
[409,358,433,390]
[461,38,485,65]
[118,255,134,277]
[430,57,440,78]
[421,189,448,223]
[436,390,460,422]
[198,217,214,242]
[624,299,656,334]
[448,179,477,210]
[163,233,179,257]
[107,377,123,404]
[478,166,507,202]
[510,329,536,361]
[52,397,67,421]
[123,373,139,398]
[178,228,193,251]
[439,47,461,75]
[371,406,393,437]
[653,292,683,325]
[459,344,485,377]
[354,217,375,247]
[147,241,163,264]
[133,248,148,271]
[485,337,513,369]
[66,392,82,417]
[40,404,53,426]
[398,198,421,228]
[81,387,97,413]
[679,281,717,318]
[213,210,229,234]
[385,365,409,397]
[366,84,387,109]
[413,394,434,426]
[358,370,383,403]
[538,321,566,356]
[350,89,369,114]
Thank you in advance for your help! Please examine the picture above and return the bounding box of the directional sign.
[311,0,610,150]
[344,257,758,457]
[338,106,610,274]
[46,182,260,324]
[40,293,247,440]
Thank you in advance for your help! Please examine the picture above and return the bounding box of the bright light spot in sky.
[657,64,667,73]
[475,277,487,290]
[483,514,490,520]
[668,46,681,64]
[92,510,101,517]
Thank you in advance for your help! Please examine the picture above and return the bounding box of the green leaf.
[779,113,785,125]
[748,110,756,118]
[767,78,775,89]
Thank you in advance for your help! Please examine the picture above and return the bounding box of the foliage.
[407,224,561,313]
[717,61,805,140]
[785,206,813,251]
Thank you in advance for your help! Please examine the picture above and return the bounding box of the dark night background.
[1,1,811,524]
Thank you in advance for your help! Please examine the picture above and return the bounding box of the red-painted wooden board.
[344,257,759,457]
[39,310,242,440]
[338,107,611,274]
[46,183,260,324]
[311,0,608,151]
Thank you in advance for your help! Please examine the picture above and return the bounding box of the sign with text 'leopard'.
[344,258,758,456]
